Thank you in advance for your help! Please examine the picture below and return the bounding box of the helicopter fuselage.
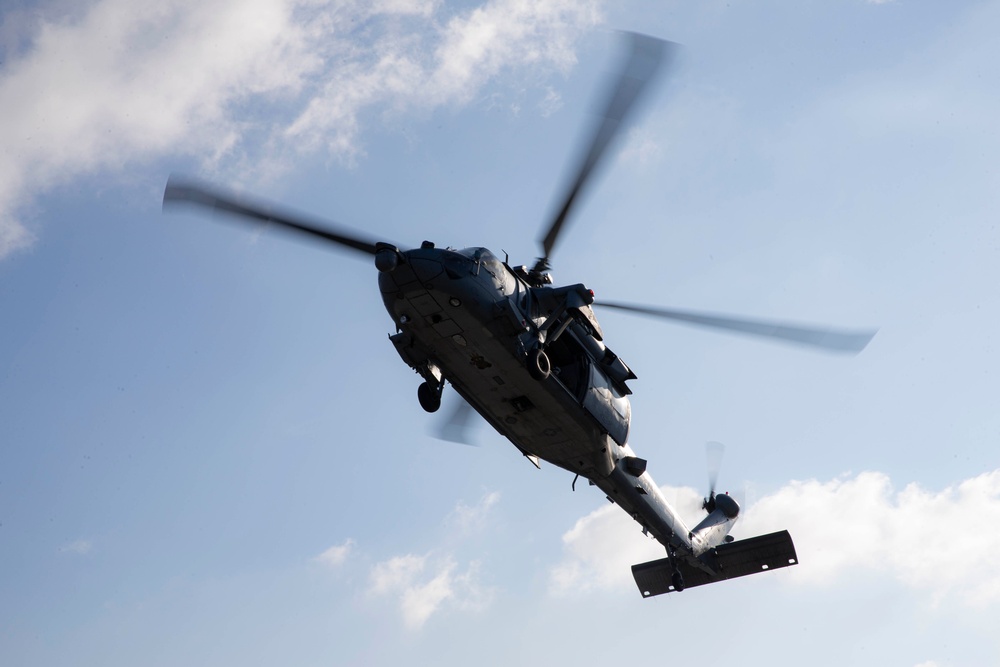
[375,242,730,560]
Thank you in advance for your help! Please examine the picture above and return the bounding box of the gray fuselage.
[376,245,729,558]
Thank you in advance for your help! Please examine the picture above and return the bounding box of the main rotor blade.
[538,33,676,265]
[163,175,386,256]
[436,395,480,446]
[596,301,877,353]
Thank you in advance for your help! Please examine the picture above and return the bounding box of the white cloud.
[538,86,564,117]
[314,538,354,568]
[0,0,600,260]
[0,0,326,258]
[551,469,1000,606]
[446,490,500,534]
[618,126,663,167]
[284,0,600,155]
[371,0,439,15]
[371,553,428,593]
[742,469,1000,607]
[370,553,493,629]
[368,491,500,627]
[399,561,455,628]
[550,485,698,595]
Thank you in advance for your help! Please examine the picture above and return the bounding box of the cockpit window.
[455,247,488,260]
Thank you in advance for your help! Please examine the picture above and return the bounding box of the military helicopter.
[163,33,875,597]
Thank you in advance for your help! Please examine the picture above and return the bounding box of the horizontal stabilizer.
[631,530,798,598]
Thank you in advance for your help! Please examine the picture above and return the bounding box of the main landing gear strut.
[668,547,685,592]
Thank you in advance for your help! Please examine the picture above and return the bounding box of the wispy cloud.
[369,491,500,628]
[283,0,600,156]
[445,490,500,534]
[370,553,491,629]
[58,539,93,555]
[0,0,600,260]
[551,469,1000,606]
[314,538,355,568]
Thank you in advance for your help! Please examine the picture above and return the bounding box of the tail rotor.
[702,441,725,514]
[701,441,739,519]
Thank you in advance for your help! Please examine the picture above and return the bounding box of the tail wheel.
[417,381,442,413]
[527,347,551,381]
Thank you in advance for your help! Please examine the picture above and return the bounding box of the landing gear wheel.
[671,570,685,592]
[527,347,551,381]
[417,381,442,413]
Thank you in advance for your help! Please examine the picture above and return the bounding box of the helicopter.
[163,33,876,597]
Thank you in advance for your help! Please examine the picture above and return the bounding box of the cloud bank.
[552,469,1000,606]
[0,0,600,259]
[742,469,1000,606]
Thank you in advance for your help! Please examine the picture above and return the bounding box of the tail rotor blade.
[706,440,725,498]
[596,300,877,354]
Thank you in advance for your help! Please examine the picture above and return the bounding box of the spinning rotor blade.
[436,395,480,447]
[537,33,676,269]
[163,175,387,256]
[596,301,877,353]
[706,441,725,498]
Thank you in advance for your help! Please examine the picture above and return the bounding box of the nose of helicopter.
[407,256,446,284]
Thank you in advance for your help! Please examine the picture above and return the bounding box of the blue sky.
[2,0,999,665]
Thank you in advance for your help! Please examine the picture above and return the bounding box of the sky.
[1,0,999,665]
